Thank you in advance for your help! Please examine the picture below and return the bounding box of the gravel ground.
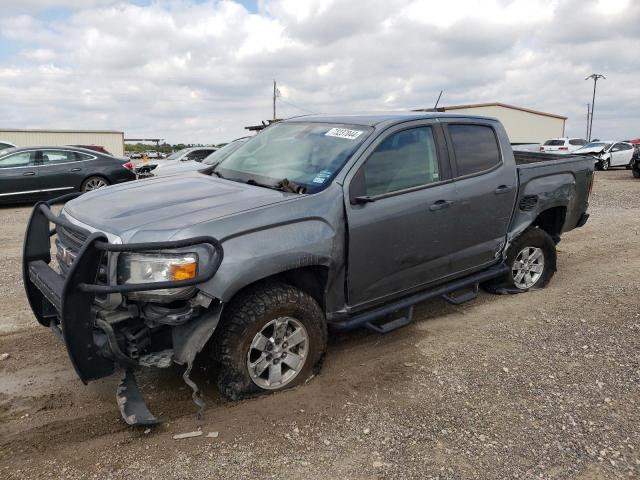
[0,170,638,479]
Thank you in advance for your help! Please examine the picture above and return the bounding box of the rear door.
[0,150,39,202]
[345,121,458,307]
[443,122,518,272]
[36,149,95,194]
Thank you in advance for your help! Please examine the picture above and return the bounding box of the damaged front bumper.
[22,193,224,425]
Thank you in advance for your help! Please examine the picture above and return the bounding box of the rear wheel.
[81,176,110,192]
[484,228,556,293]
[633,168,640,179]
[214,282,327,400]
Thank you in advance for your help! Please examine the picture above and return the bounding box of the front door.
[610,143,633,167]
[0,150,39,202]
[345,123,458,308]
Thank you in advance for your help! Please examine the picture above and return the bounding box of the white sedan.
[573,141,635,170]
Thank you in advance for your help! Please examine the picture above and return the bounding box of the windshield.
[166,148,189,161]
[216,122,372,193]
[579,142,609,149]
[202,138,249,165]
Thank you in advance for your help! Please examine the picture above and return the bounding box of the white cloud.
[0,0,638,143]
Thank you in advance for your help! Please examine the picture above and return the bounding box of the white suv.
[540,138,587,153]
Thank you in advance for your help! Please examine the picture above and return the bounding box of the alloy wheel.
[512,246,544,289]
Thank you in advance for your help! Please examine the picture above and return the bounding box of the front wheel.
[484,228,557,294]
[213,283,327,400]
[633,168,640,179]
[600,158,610,170]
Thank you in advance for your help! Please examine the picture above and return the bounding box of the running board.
[441,284,479,305]
[331,263,508,333]
[365,306,414,334]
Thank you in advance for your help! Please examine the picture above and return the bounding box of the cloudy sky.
[1,0,638,144]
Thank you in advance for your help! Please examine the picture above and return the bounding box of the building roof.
[413,102,567,120]
[0,128,124,134]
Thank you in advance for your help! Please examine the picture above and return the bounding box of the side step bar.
[332,263,508,333]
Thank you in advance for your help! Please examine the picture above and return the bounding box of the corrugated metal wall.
[0,130,124,156]
[442,106,566,144]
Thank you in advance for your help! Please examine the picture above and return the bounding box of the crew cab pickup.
[23,113,594,425]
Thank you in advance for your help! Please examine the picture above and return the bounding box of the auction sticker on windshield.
[325,128,363,140]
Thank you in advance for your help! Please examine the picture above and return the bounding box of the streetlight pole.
[586,103,590,140]
[585,73,606,141]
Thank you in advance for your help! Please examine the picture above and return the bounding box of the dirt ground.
[0,170,638,479]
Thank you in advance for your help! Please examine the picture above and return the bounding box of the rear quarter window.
[448,124,501,177]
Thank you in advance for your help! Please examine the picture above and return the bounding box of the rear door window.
[448,124,501,177]
[40,150,79,164]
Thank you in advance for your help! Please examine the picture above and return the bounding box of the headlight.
[117,252,198,298]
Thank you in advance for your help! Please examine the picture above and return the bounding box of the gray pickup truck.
[23,113,594,425]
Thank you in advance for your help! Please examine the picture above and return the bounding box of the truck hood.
[64,173,291,239]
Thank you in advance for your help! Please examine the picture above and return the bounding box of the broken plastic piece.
[182,362,206,418]
[116,369,160,426]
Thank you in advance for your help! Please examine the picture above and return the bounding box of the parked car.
[137,146,218,177]
[631,145,640,178]
[129,152,142,159]
[0,146,135,205]
[0,140,17,151]
[152,138,249,177]
[539,137,587,153]
[23,113,594,425]
[573,141,635,170]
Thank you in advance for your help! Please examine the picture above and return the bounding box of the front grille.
[57,225,88,251]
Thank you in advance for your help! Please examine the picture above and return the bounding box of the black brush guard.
[22,192,224,385]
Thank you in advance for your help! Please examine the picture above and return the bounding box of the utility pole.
[585,73,606,141]
[434,90,443,109]
[272,80,277,121]
[586,103,590,140]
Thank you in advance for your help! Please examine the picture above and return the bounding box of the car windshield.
[215,122,372,193]
[202,139,249,165]
[544,140,565,146]
[580,142,609,149]
[166,148,189,160]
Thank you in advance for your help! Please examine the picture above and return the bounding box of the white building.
[0,128,125,156]
[414,102,568,144]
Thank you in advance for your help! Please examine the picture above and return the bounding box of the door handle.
[494,185,515,194]
[429,200,453,211]
[70,167,81,172]
[23,171,36,176]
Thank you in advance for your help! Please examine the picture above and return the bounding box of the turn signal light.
[170,262,197,281]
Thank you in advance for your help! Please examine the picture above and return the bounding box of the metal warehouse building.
[414,102,567,144]
[0,129,125,156]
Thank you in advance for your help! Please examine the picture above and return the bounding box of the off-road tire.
[214,282,327,401]
[484,227,557,294]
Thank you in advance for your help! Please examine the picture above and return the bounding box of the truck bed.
[511,152,594,237]
[514,151,590,165]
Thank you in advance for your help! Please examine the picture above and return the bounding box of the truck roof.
[284,112,497,127]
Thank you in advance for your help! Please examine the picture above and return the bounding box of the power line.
[278,97,318,115]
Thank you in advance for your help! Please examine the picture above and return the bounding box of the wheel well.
[81,174,109,186]
[231,266,329,311]
[532,206,566,243]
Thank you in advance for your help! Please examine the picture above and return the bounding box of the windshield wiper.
[199,162,225,178]
[246,178,306,194]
